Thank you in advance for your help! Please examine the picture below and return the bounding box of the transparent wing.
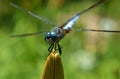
[10,3,56,27]
[10,32,46,37]
[73,28,120,33]
[61,0,105,30]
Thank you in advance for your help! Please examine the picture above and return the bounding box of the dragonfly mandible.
[10,0,120,55]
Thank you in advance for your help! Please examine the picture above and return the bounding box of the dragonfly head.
[45,32,58,44]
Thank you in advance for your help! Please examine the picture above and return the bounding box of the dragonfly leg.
[48,44,54,53]
[48,44,62,55]
[58,44,62,55]
[54,44,57,51]
[54,44,59,52]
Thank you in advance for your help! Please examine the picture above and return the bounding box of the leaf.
[41,51,64,79]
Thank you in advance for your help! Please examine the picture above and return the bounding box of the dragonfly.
[10,0,120,55]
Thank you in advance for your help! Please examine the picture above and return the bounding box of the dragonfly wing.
[73,28,120,33]
[10,3,56,27]
[10,31,46,37]
[61,0,105,30]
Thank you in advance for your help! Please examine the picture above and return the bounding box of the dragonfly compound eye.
[45,32,58,44]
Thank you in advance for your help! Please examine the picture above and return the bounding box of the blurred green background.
[0,0,120,79]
